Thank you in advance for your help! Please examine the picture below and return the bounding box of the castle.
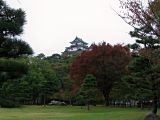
[62,37,89,58]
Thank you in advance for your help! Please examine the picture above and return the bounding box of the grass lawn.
[0,105,155,120]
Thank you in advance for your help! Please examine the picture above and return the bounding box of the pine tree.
[77,74,98,110]
[118,0,160,114]
[122,54,153,109]
[0,0,33,107]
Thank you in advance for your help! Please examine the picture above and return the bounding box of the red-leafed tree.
[70,42,131,105]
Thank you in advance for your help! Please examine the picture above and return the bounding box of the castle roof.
[70,36,88,45]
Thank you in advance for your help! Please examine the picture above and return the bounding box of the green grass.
[0,105,155,120]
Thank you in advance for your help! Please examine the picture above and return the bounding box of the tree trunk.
[152,95,157,114]
[87,104,90,110]
[113,100,116,107]
[69,97,72,105]
[124,100,126,108]
[152,83,157,115]
[103,90,110,106]
[134,101,136,107]
[129,100,132,108]
[43,95,46,106]
[140,101,144,110]
[120,100,122,107]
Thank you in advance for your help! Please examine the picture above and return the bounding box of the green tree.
[122,54,153,109]
[36,53,46,60]
[41,65,61,106]
[45,53,61,61]
[0,0,33,107]
[76,95,86,109]
[118,0,160,114]
[28,58,61,105]
[0,0,32,57]
[78,74,98,110]
[0,58,32,107]
[21,69,44,105]
[47,55,75,103]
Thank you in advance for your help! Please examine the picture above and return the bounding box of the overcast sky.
[5,0,134,56]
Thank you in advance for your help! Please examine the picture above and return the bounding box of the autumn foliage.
[119,0,160,38]
[70,42,131,105]
[118,0,160,114]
